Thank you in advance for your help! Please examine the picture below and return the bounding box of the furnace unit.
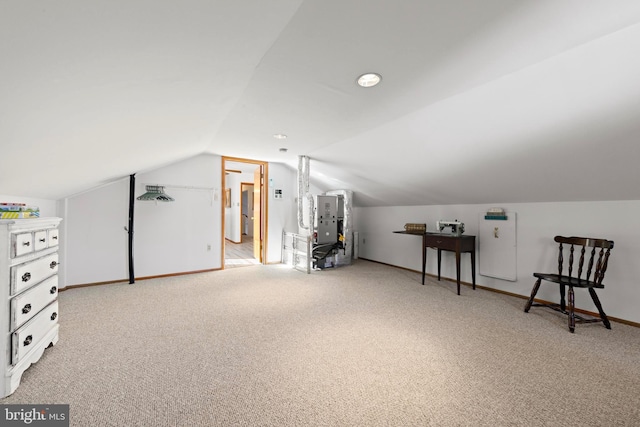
[312,191,352,269]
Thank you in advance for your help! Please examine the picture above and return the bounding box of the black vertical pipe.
[128,174,135,284]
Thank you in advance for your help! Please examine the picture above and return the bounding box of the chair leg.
[568,286,575,333]
[588,288,612,329]
[559,284,566,312]
[524,278,541,313]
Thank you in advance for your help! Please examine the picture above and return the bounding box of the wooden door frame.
[221,156,268,269]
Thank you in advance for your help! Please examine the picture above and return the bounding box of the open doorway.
[222,157,268,269]
[240,182,254,238]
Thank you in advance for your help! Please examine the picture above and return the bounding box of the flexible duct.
[297,155,314,234]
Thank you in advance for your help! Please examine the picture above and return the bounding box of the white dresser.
[0,217,61,398]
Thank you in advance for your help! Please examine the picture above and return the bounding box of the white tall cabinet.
[0,218,61,398]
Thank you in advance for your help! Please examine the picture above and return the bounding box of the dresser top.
[0,218,62,231]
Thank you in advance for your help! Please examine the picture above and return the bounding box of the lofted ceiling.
[2,1,640,206]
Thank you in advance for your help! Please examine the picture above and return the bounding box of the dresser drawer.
[10,253,59,295]
[12,300,59,365]
[48,229,59,247]
[11,232,34,258]
[424,235,458,251]
[34,230,48,251]
[10,276,59,330]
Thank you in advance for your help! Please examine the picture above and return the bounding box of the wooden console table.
[394,231,476,295]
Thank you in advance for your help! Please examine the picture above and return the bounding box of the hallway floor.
[224,234,259,268]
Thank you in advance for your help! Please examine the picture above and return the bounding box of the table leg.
[455,249,461,295]
[422,236,426,285]
[437,249,442,281]
[470,250,476,290]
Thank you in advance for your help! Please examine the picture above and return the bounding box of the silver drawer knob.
[23,335,32,346]
[50,286,57,294]
[51,312,58,321]
[22,304,31,314]
[22,241,30,247]
[21,272,31,282]
[50,261,58,269]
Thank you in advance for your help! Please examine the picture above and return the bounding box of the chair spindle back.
[553,236,614,285]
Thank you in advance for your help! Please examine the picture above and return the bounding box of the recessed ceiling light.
[279,148,288,153]
[273,133,287,139]
[357,73,382,88]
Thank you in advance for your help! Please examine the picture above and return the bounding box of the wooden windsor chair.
[524,236,614,333]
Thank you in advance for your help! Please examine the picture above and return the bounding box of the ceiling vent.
[136,185,175,202]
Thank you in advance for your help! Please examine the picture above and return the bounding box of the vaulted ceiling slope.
[2,1,640,206]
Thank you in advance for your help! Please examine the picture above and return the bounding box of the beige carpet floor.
[2,260,640,426]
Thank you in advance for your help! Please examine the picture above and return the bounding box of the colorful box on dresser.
[0,203,40,219]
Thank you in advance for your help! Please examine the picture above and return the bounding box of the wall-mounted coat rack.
[136,185,175,202]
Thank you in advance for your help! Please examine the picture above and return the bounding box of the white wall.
[353,200,640,324]
[63,154,222,286]
[62,178,130,286]
[265,163,298,263]
[61,155,297,286]
[134,154,222,277]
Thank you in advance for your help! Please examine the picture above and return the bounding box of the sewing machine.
[436,220,465,236]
